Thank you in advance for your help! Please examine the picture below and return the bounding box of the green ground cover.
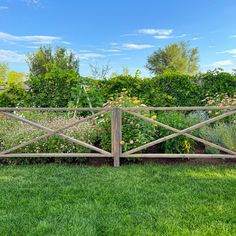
[0,164,235,235]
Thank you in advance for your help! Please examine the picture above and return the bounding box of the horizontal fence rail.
[0,106,235,166]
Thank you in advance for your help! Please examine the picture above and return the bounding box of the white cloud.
[122,43,154,50]
[153,33,186,40]
[232,35,236,38]
[0,6,8,10]
[0,50,25,63]
[121,33,139,37]
[100,49,121,53]
[176,34,186,38]
[209,60,233,67]
[79,50,91,53]
[191,37,202,41]
[25,45,39,49]
[122,57,131,60]
[0,32,61,45]
[110,42,118,46]
[138,29,173,36]
[111,53,123,56]
[218,49,236,54]
[23,0,40,5]
[153,35,173,39]
[62,41,72,45]
[79,53,105,60]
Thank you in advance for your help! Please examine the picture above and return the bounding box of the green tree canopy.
[0,63,8,86]
[26,46,80,107]
[0,64,27,107]
[146,42,199,75]
[27,46,79,77]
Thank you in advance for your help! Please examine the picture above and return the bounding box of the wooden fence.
[0,106,236,166]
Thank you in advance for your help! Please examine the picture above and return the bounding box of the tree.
[0,65,27,107]
[27,46,80,107]
[146,42,199,75]
[89,63,111,80]
[0,63,8,86]
[27,46,79,77]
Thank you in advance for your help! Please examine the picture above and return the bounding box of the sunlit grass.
[0,164,235,235]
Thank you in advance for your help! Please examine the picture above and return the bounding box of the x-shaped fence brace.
[0,109,113,158]
[121,108,236,158]
[0,107,236,164]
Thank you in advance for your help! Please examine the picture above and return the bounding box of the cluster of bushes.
[0,92,235,164]
[0,46,235,163]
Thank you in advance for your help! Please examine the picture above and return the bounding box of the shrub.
[156,111,207,153]
[99,75,143,101]
[199,123,236,153]
[27,66,80,107]
[96,93,157,153]
[0,84,28,107]
[0,112,98,164]
[69,77,104,109]
[203,92,236,123]
[198,69,236,97]
[149,71,201,107]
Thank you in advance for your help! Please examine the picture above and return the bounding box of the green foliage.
[200,123,236,153]
[99,75,143,101]
[0,63,8,85]
[96,93,157,152]
[0,84,28,107]
[69,77,104,109]
[146,41,199,75]
[0,112,98,164]
[197,69,236,97]
[146,71,201,106]
[27,46,80,107]
[0,64,28,107]
[203,92,236,123]
[27,46,79,76]
[27,66,80,107]
[156,111,206,153]
[0,165,236,235]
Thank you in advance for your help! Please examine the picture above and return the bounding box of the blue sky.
[0,0,236,77]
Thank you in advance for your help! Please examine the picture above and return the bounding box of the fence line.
[0,106,235,166]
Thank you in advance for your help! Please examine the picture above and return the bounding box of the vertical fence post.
[112,108,122,167]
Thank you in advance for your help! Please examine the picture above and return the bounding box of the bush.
[0,112,98,164]
[198,69,236,97]
[148,71,201,107]
[96,93,157,153]
[0,84,28,107]
[27,66,80,107]
[156,111,207,153]
[203,92,236,123]
[99,75,143,101]
[200,123,236,153]
[69,77,104,109]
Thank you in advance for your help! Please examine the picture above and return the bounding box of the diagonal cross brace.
[0,111,111,156]
[123,110,236,156]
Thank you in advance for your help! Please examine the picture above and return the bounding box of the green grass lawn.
[0,164,235,236]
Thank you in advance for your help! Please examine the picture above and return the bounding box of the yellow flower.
[153,124,158,127]
[151,115,157,120]
[120,140,125,145]
[85,87,90,91]
[183,140,191,153]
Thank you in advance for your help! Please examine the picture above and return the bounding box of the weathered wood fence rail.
[0,106,236,166]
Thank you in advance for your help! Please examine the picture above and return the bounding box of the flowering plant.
[97,91,157,152]
[203,92,236,123]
